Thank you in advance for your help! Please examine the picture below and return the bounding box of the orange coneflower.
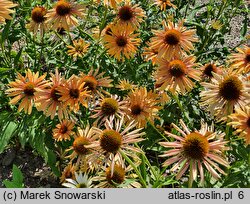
[103,23,141,61]
[228,106,250,145]
[93,158,141,188]
[67,38,90,59]
[149,20,198,60]
[200,62,222,80]
[0,0,17,24]
[65,125,100,169]
[45,0,84,31]
[5,69,49,114]
[94,0,123,9]
[143,42,159,65]
[154,55,201,94]
[94,116,145,174]
[228,45,250,74]
[91,95,127,125]
[80,68,113,97]
[200,71,250,119]
[36,69,68,120]
[116,79,136,91]
[115,2,145,29]
[26,6,47,36]
[154,0,177,11]
[60,163,77,183]
[52,119,75,141]
[57,75,90,113]
[159,120,229,186]
[125,87,161,128]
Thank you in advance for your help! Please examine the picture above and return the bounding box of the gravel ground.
[0,147,60,188]
[195,0,250,48]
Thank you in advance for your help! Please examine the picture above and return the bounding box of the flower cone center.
[245,49,250,63]
[24,83,35,96]
[106,165,125,184]
[100,129,122,153]
[51,87,61,102]
[246,117,250,128]
[59,125,68,134]
[31,7,46,23]
[56,1,71,16]
[105,27,112,36]
[73,137,90,155]
[219,76,243,101]
[183,132,209,160]
[101,98,119,116]
[76,183,88,188]
[118,5,133,21]
[131,104,143,116]
[64,168,73,179]
[169,60,186,77]
[83,76,98,91]
[203,63,216,78]
[116,36,128,47]
[57,27,66,35]
[164,29,181,45]
[69,88,80,99]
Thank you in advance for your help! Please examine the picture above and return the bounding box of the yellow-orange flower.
[67,38,90,59]
[116,79,136,91]
[35,69,68,120]
[228,45,250,74]
[115,3,145,29]
[57,75,90,113]
[80,68,113,97]
[0,0,17,24]
[94,116,145,174]
[103,23,141,61]
[201,62,222,80]
[143,42,159,65]
[159,120,229,186]
[94,0,123,9]
[200,71,250,119]
[228,106,250,145]
[154,0,176,11]
[60,163,76,183]
[52,119,75,141]
[93,158,141,188]
[5,69,49,114]
[45,0,84,31]
[66,125,100,170]
[154,55,201,94]
[26,6,47,36]
[91,95,127,125]
[150,20,198,60]
[125,87,161,128]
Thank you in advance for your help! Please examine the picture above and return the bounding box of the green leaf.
[12,164,24,184]
[3,164,24,188]
[1,20,11,43]
[47,150,60,177]
[0,121,17,153]
[14,48,23,66]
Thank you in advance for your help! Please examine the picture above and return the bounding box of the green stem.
[54,31,68,45]
[225,104,231,140]
[216,0,228,20]
[188,161,193,188]
[135,143,158,180]
[119,150,147,188]
[148,121,168,141]
[172,94,189,121]
[37,35,45,70]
